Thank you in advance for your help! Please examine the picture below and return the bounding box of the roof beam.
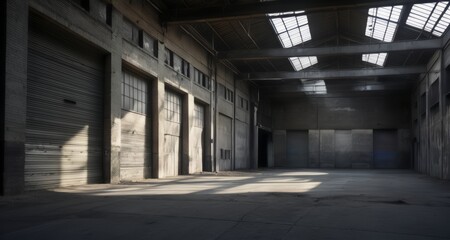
[238,66,427,80]
[164,0,439,24]
[218,39,442,60]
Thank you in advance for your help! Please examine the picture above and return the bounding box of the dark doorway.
[258,129,271,168]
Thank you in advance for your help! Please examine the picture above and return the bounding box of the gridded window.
[164,91,181,123]
[220,149,231,159]
[122,71,148,114]
[226,89,234,103]
[365,5,403,42]
[268,11,318,71]
[141,31,158,57]
[164,48,173,66]
[238,96,249,111]
[289,56,318,71]
[269,11,311,48]
[218,84,234,103]
[193,68,211,90]
[407,2,450,37]
[363,5,402,66]
[123,18,139,45]
[165,48,190,77]
[194,104,204,128]
[362,53,388,66]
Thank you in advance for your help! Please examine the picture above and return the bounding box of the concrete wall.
[271,95,411,169]
[1,0,255,194]
[411,46,450,180]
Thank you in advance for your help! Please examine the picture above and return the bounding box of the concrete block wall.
[1,0,255,194]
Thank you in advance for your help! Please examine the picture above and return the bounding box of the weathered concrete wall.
[411,46,450,180]
[2,0,255,194]
[270,95,410,169]
[1,0,28,195]
[272,95,410,130]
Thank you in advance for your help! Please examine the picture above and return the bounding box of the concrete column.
[1,0,28,195]
[152,41,166,178]
[249,102,259,169]
[104,7,122,184]
[185,94,194,174]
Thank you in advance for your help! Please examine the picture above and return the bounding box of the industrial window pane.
[193,68,211,90]
[194,104,204,128]
[289,56,318,71]
[268,10,318,70]
[362,53,388,66]
[142,32,157,57]
[122,71,148,115]
[164,48,173,66]
[365,5,403,42]
[164,91,181,123]
[406,2,450,37]
[123,18,139,45]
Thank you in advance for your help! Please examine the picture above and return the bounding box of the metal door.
[192,103,204,173]
[164,90,182,176]
[373,130,400,168]
[120,71,151,180]
[218,114,232,171]
[26,17,104,189]
[286,131,309,167]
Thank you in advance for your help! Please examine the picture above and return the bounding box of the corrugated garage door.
[121,71,151,180]
[25,17,104,190]
[164,90,182,176]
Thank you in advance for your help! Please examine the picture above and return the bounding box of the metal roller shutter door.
[25,19,104,190]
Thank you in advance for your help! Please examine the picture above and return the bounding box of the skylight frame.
[363,5,402,66]
[362,53,388,66]
[406,1,450,37]
[300,79,327,95]
[365,5,403,42]
[268,11,318,71]
[289,56,318,71]
[268,11,312,48]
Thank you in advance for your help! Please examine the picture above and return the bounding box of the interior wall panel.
[319,130,335,168]
[351,130,373,168]
[335,130,352,168]
[286,131,308,168]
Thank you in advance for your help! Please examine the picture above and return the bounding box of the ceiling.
[147,0,448,96]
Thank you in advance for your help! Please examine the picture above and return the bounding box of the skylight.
[406,2,450,37]
[268,11,318,71]
[362,53,388,66]
[289,56,318,71]
[301,79,327,95]
[269,11,311,48]
[365,5,403,42]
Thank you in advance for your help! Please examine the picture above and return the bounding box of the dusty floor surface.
[1,169,450,240]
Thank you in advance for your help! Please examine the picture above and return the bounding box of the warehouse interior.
[1,0,450,239]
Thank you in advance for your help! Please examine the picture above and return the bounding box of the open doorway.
[258,129,271,168]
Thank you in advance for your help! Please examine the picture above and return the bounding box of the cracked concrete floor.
[1,169,450,240]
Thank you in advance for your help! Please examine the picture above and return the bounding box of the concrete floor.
[1,169,450,240]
